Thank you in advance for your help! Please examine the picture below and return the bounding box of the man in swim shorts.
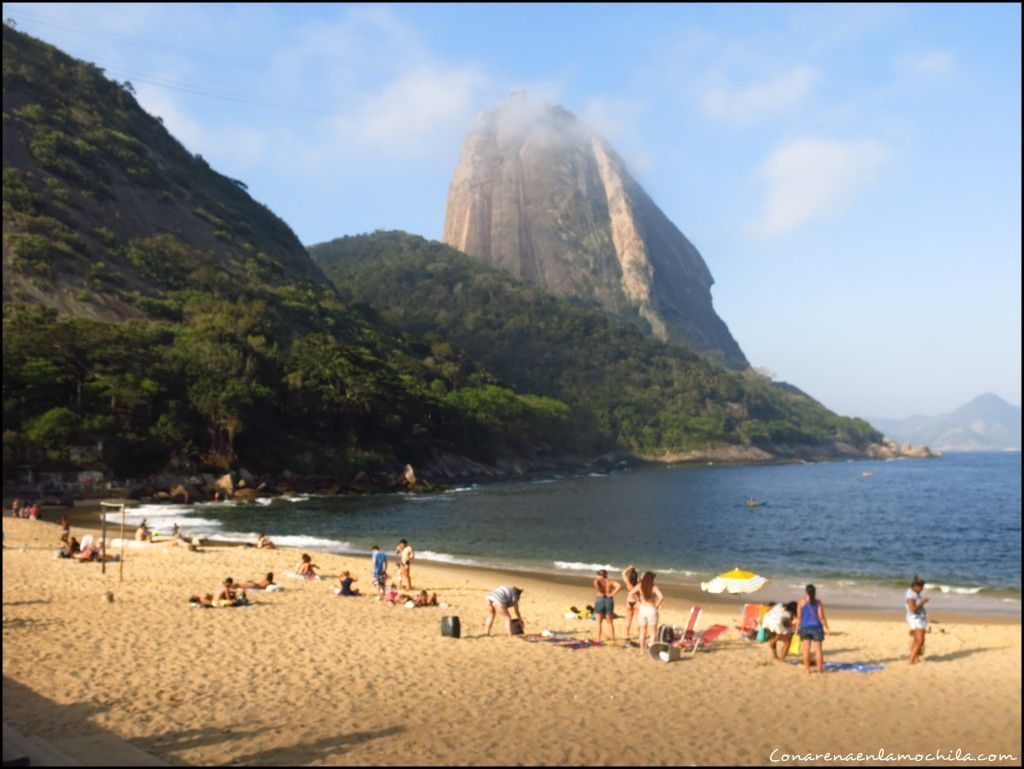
[592,569,621,641]
[395,538,414,590]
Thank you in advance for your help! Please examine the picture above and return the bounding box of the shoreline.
[47,502,1023,622]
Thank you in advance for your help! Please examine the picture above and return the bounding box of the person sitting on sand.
[74,538,102,561]
[295,553,319,579]
[593,569,621,642]
[797,584,831,674]
[336,571,360,596]
[385,582,401,604]
[213,577,247,606]
[27,502,40,520]
[906,575,929,664]
[413,590,438,607]
[762,601,798,662]
[235,572,277,590]
[485,585,525,636]
[627,571,663,655]
[135,519,151,542]
[255,531,276,550]
[58,533,81,558]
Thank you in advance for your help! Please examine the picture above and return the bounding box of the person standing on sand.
[395,538,414,590]
[621,565,640,641]
[627,571,663,655]
[370,545,388,597]
[796,584,831,674]
[592,569,621,641]
[485,585,524,636]
[906,575,929,664]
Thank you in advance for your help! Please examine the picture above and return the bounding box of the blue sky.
[6,3,1020,420]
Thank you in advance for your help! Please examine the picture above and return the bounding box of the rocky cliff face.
[444,95,748,368]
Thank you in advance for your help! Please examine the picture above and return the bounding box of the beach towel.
[285,572,321,581]
[823,662,884,673]
[520,633,603,651]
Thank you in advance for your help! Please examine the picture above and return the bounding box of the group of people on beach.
[8,499,41,519]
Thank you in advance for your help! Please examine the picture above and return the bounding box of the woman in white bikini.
[627,571,663,655]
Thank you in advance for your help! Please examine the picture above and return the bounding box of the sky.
[5,3,1021,420]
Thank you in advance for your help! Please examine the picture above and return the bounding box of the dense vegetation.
[1,26,570,481]
[2,25,879,486]
[311,232,881,457]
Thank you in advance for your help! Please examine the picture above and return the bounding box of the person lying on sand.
[413,590,438,607]
[255,531,276,550]
[234,572,277,590]
[189,593,214,607]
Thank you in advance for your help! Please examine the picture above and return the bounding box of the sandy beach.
[2,516,1021,766]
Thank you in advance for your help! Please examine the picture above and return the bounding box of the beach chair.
[687,623,728,652]
[735,603,762,639]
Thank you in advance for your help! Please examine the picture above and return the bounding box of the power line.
[10,8,265,69]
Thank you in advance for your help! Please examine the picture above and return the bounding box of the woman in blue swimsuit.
[796,584,831,674]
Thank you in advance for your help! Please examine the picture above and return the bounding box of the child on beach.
[796,584,831,673]
[385,583,400,604]
[906,575,929,664]
[335,571,360,596]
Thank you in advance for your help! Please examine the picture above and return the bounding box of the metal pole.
[119,503,126,582]
[101,505,107,575]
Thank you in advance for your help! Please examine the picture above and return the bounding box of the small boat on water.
[862,471,873,477]
[745,497,763,508]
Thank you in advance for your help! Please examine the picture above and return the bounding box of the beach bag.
[510,618,524,635]
[755,627,769,643]
[657,625,677,644]
[442,616,461,638]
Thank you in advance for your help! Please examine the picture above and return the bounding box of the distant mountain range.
[870,394,1021,452]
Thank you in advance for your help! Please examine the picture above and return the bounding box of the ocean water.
[112,452,1021,609]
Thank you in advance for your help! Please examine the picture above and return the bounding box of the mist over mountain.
[870,394,1021,452]
[443,93,748,369]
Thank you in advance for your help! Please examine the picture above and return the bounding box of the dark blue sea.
[122,452,1021,610]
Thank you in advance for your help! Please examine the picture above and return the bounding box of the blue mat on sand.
[823,662,884,673]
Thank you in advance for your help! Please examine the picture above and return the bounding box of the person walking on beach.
[593,569,621,641]
[485,585,525,636]
[627,571,663,655]
[796,584,831,674]
[621,565,640,641]
[370,545,388,598]
[906,575,929,664]
[395,538,414,590]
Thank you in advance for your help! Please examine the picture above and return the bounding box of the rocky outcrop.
[865,437,939,460]
[443,94,748,368]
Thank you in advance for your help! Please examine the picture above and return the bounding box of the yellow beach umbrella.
[700,567,767,594]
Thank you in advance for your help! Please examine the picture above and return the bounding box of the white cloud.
[330,65,490,159]
[897,50,955,77]
[752,137,888,237]
[701,66,822,123]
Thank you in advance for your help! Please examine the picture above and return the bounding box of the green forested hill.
[1,26,571,482]
[310,231,881,458]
